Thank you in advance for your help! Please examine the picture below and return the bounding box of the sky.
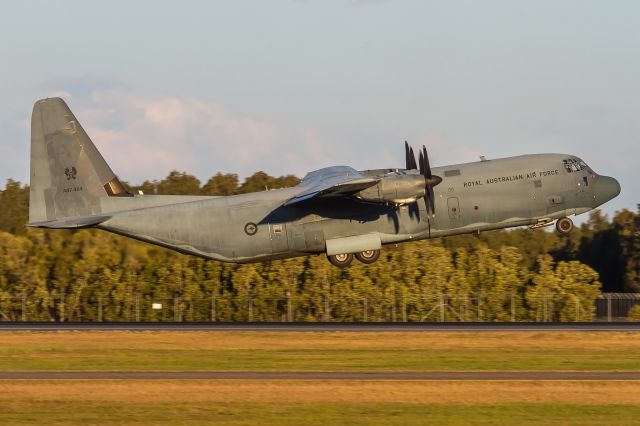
[0,0,638,216]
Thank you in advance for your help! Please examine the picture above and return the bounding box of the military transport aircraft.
[28,98,621,267]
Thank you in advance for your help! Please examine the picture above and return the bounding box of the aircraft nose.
[594,175,621,204]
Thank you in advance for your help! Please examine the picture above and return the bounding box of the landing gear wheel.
[355,249,381,264]
[327,253,354,268]
[556,217,574,235]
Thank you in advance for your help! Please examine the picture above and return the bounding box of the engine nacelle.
[356,173,425,205]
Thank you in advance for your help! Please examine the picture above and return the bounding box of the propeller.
[404,141,418,170]
[405,142,442,215]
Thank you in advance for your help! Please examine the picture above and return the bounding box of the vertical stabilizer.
[29,97,130,225]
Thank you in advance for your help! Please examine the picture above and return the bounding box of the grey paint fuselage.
[96,153,619,263]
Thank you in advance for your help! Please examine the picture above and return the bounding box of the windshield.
[562,158,588,173]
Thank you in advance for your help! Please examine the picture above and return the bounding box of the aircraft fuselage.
[96,153,620,263]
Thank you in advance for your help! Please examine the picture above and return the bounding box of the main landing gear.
[327,249,381,268]
[355,249,380,264]
[327,253,354,268]
[556,217,574,235]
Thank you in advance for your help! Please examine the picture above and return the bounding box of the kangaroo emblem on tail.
[64,167,77,180]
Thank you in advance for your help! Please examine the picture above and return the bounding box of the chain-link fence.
[596,293,640,321]
[1,292,637,322]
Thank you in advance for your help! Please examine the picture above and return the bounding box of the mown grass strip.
[0,331,639,371]
[1,402,639,426]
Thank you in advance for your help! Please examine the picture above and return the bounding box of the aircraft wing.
[284,166,379,206]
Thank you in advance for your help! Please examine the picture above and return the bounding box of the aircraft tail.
[28,97,132,228]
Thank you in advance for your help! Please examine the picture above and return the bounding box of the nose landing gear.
[556,217,574,235]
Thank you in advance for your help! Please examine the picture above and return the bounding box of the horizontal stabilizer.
[28,215,111,229]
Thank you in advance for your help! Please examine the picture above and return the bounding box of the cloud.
[31,84,384,184]
[9,78,357,184]
[65,90,281,182]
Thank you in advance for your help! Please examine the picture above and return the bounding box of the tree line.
[0,171,638,322]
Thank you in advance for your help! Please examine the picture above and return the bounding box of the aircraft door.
[529,179,546,217]
[269,223,289,254]
[447,197,460,222]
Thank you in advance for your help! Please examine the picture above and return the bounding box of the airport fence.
[595,293,640,321]
[0,292,638,322]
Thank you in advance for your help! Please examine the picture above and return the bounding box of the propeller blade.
[405,141,411,169]
[409,147,417,170]
[422,145,432,179]
[428,186,435,214]
[406,142,440,214]
[419,145,441,215]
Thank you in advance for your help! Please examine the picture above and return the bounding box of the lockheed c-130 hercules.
[28,98,621,267]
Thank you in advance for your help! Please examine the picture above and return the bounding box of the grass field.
[1,381,640,425]
[0,331,639,371]
[1,331,640,425]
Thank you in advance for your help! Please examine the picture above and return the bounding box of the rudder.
[29,97,130,225]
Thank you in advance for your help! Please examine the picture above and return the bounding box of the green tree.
[526,255,559,322]
[132,180,159,195]
[239,171,273,193]
[202,173,239,196]
[527,255,601,322]
[156,171,201,195]
[231,264,262,321]
[628,305,640,321]
[616,208,640,292]
[0,179,29,234]
[553,261,601,321]
[577,210,624,292]
[239,172,300,193]
[416,244,454,321]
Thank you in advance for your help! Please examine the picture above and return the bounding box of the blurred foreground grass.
[1,381,640,425]
[3,401,640,426]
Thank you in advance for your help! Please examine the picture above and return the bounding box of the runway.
[1,371,639,380]
[0,322,639,332]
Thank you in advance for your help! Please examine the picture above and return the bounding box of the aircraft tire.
[355,249,380,264]
[327,253,354,268]
[556,217,574,235]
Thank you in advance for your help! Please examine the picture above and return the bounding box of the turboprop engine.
[357,142,443,210]
[356,172,426,205]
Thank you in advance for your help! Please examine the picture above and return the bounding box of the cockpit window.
[562,158,587,173]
